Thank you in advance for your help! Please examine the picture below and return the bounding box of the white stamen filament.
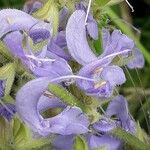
[26,54,55,63]
[50,75,95,83]
[85,0,92,25]
[125,0,134,12]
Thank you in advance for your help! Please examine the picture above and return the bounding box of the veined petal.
[127,48,145,69]
[66,10,97,65]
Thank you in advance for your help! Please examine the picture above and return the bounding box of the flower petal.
[52,135,74,150]
[101,29,134,57]
[88,135,122,150]
[0,9,51,41]
[101,65,126,87]
[16,77,89,136]
[127,48,145,69]
[66,10,97,65]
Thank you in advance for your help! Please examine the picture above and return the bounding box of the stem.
[111,128,150,150]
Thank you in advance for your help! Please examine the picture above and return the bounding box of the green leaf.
[0,117,15,150]
[0,63,16,96]
[48,84,85,111]
[33,0,59,35]
[73,136,88,150]
[111,128,150,150]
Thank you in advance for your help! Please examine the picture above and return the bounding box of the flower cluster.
[0,1,145,150]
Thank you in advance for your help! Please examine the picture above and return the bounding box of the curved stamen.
[25,54,55,63]
[50,75,95,83]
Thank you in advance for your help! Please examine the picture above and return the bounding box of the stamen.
[6,16,13,24]
[94,81,107,89]
[26,54,55,63]
[85,0,92,25]
[125,0,134,12]
[50,75,95,83]
[94,67,103,74]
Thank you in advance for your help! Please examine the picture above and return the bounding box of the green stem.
[111,128,150,150]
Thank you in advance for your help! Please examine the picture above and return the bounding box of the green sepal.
[33,0,59,35]
[73,136,88,150]
[0,63,16,96]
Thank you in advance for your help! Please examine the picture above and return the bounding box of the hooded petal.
[16,77,89,136]
[66,10,97,65]
[88,134,122,150]
[127,48,145,69]
[0,9,51,42]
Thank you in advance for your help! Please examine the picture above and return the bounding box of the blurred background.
[0,0,150,132]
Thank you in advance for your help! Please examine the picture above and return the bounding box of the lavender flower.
[0,9,51,41]
[66,10,132,98]
[2,9,72,78]
[16,77,89,136]
[93,95,136,134]
[0,80,5,98]
[23,1,43,14]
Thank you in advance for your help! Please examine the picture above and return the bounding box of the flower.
[2,9,72,78]
[23,0,43,14]
[66,10,132,98]
[0,80,5,98]
[93,95,136,134]
[16,77,89,136]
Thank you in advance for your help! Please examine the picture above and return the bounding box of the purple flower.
[16,77,89,136]
[66,10,134,98]
[23,1,43,14]
[0,80,5,98]
[47,31,71,60]
[1,9,72,78]
[0,9,51,42]
[88,134,122,150]
[127,47,145,69]
[0,103,16,121]
[93,95,136,134]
